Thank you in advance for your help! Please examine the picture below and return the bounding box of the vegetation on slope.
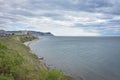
[0,35,73,80]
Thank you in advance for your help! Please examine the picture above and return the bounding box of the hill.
[0,35,73,80]
[7,31,54,36]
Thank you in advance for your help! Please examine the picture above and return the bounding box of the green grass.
[0,40,23,80]
[0,35,74,80]
[40,69,64,80]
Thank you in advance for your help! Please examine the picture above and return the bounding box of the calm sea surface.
[29,36,120,80]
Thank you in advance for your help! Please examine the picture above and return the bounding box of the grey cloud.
[22,0,120,15]
[42,13,62,18]
[73,17,120,33]
[0,20,8,25]
[1,0,120,16]
[0,0,119,18]
[108,19,120,25]
[74,19,120,28]
[42,13,70,21]
[0,0,120,36]
[0,15,19,22]
[10,9,36,17]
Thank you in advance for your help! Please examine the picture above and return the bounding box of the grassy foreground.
[0,35,74,80]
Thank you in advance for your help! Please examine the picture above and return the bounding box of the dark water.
[29,36,120,80]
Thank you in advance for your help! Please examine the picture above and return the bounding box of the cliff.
[0,35,73,80]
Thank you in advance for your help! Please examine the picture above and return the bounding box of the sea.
[29,36,120,80]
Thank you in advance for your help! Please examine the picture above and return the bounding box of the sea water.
[29,36,120,80]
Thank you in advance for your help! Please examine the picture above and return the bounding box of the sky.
[0,0,120,36]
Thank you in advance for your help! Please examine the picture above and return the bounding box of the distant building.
[21,30,28,35]
[0,30,7,37]
[0,30,5,32]
[14,30,29,35]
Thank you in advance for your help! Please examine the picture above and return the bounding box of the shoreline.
[24,39,49,70]
[24,38,55,71]
[24,37,74,80]
[0,35,74,80]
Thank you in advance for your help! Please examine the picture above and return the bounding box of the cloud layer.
[0,0,120,36]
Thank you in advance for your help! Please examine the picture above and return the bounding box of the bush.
[40,69,64,80]
[0,74,14,80]
[0,41,23,79]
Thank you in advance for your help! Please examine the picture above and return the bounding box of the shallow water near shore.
[29,36,120,80]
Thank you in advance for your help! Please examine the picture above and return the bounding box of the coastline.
[24,39,38,46]
[24,39,49,70]
[0,35,74,80]
[24,36,74,80]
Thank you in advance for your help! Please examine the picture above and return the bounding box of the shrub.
[0,41,23,79]
[40,69,64,80]
[0,74,14,80]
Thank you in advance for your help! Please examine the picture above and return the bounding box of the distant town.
[0,30,54,37]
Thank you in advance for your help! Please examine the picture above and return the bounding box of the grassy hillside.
[0,35,73,80]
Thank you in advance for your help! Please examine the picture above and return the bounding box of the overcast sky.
[0,0,120,36]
